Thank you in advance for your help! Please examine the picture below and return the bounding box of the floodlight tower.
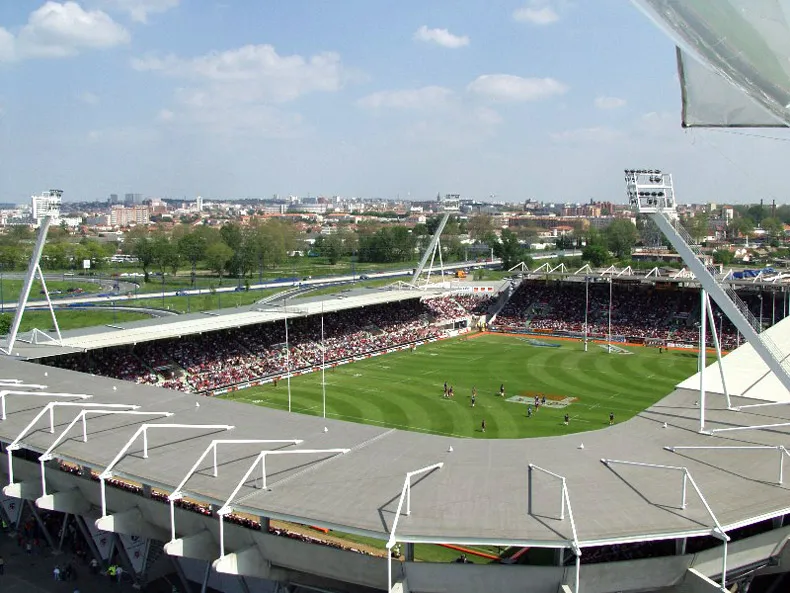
[2,190,64,356]
[625,169,790,428]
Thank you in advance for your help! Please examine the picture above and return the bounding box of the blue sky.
[1,0,789,205]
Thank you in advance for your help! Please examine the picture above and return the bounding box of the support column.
[73,514,104,567]
[699,288,707,433]
[259,516,270,532]
[675,537,687,556]
[142,484,152,499]
[26,499,57,550]
[200,560,211,593]
[112,532,137,581]
[58,513,71,552]
[170,555,195,593]
[405,543,415,562]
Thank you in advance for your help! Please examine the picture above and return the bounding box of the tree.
[605,219,639,259]
[683,213,709,244]
[761,216,784,239]
[713,249,734,265]
[314,234,344,265]
[492,228,524,269]
[582,245,611,267]
[205,242,234,284]
[728,217,754,240]
[0,313,11,336]
[152,235,181,277]
[467,215,494,242]
[178,231,208,285]
[132,236,155,282]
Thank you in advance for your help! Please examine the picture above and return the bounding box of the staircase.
[626,168,790,394]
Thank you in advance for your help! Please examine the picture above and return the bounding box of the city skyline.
[2,1,790,205]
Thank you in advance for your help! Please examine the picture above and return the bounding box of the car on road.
[359,274,370,280]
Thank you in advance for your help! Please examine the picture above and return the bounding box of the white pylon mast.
[2,190,63,356]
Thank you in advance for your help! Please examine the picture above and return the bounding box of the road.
[0,252,580,311]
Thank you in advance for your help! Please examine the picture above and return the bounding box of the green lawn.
[9,309,152,333]
[0,278,102,304]
[122,287,283,313]
[224,334,699,439]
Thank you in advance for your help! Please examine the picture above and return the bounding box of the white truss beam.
[216,448,349,557]
[601,457,729,588]
[168,438,303,542]
[32,409,173,494]
[385,462,443,592]
[0,380,47,389]
[665,445,790,485]
[0,390,92,421]
[527,464,581,592]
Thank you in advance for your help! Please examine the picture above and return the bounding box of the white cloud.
[157,108,174,122]
[132,44,348,103]
[135,44,352,137]
[77,91,100,105]
[0,28,14,61]
[550,126,625,143]
[467,74,568,102]
[595,96,627,110]
[357,86,454,111]
[1,1,130,62]
[413,26,469,49]
[512,3,560,25]
[103,0,179,24]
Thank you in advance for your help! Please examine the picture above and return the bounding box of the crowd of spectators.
[41,296,491,394]
[493,280,783,349]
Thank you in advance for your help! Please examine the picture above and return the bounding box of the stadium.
[4,212,790,593]
[6,2,790,593]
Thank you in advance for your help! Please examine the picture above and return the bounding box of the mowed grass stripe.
[223,334,699,439]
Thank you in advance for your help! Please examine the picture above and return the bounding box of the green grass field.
[224,334,699,439]
[9,309,153,333]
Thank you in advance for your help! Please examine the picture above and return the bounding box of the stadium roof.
[2,321,790,549]
[3,286,455,359]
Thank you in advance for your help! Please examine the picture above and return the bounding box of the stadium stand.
[492,280,783,350]
[38,296,493,394]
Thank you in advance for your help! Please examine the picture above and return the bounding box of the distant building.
[110,205,151,226]
[108,193,120,205]
[196,195,203,212]
[124,193,143,205]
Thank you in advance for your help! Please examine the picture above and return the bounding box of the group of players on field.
[442,381,615,432]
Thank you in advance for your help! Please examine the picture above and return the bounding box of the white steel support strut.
[652,211,790,394]
[99,423,234,516]
[411,212,450,285]
[215,448,349,557]
[2,191,60,356]
[33,409,173,494]
[168,438,303,542]
[0,390,92,421]
[705,292,732,410]
[626,170,790,397]
[386,462,444,592]
[601,457,730,589]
